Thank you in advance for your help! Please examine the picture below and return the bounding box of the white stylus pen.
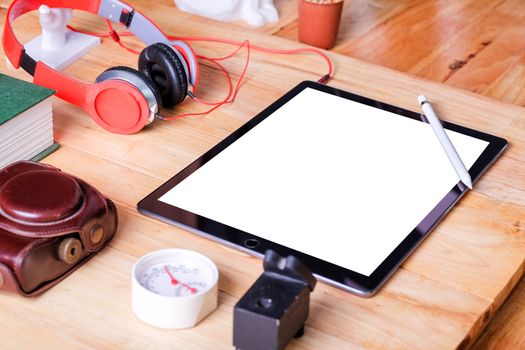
[418,95,473,189]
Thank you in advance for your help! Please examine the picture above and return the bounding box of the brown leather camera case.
[0,161,118,296]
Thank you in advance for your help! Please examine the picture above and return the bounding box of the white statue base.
[174,0,279,28]
[25,31,100,71]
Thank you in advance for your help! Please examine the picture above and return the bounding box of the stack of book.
[0,73,58,169]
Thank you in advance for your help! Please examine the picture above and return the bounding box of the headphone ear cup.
[138,43,188,108]
[92,66,162,133]
[96,66,163,111]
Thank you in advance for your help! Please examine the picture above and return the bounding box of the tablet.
[138,81,507,296]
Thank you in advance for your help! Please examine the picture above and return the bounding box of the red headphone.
[3,0,200,134]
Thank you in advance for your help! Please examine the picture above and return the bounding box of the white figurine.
[23,5,100,71]
[39,5,72,51]
[174,0,279,27]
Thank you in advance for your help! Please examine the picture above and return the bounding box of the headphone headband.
[2,0,197,85]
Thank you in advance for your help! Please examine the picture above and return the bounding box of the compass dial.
[139,263,212,297]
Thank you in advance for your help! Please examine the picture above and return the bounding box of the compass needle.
[163,265,179,286]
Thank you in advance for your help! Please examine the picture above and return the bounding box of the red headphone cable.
[67,23,334,121]
[160,39,251,121]
[85,21,242,119]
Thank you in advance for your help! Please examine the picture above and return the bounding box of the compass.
[131,249,219,329]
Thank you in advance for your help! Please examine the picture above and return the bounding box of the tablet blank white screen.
[160,88,488,276]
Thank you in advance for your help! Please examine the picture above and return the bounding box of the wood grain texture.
[276,0,525,107]
[472,263,525,350]
[1,1,525,349]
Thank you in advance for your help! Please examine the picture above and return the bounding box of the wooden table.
[1,1,525,349]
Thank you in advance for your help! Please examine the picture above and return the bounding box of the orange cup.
[298,0,344,49]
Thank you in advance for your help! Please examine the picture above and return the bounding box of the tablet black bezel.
[138,81,507,296]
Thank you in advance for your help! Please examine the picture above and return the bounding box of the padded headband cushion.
[97,66,163,110]
[138,43,188,108]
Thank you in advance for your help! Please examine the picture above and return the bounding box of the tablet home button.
[244,239,259,249]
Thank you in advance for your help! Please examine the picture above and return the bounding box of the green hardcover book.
[0,73,58,169]
[0,73,54,122]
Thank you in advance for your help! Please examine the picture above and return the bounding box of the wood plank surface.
[1,1,525,349]
[276,0,525,108]
[473,267,525,349]
[270,2,525,348]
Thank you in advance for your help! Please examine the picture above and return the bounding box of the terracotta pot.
[298,0,344,50]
